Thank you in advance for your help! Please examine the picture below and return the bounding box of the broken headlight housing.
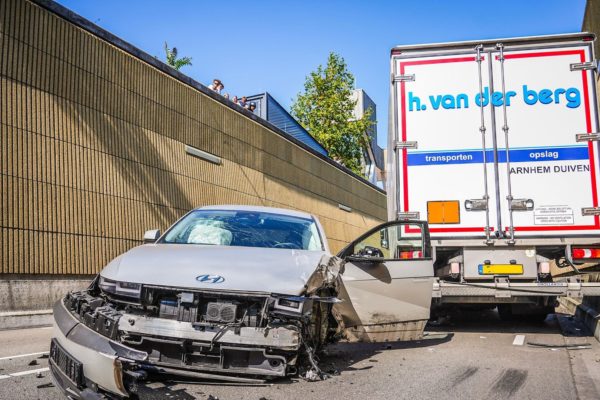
[273,295,308,315]
[99,276,142,299]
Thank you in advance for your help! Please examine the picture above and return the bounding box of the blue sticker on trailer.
[407,146,589,166]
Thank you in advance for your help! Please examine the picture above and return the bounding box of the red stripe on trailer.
[580,49,600,226]
[400,56,479,67]
[502,50,584,59]
[430,226,488,233]
[509,225,598,232]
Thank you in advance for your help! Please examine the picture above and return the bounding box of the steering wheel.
[273,242,302,249]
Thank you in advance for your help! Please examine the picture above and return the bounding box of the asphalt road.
[1,310,599,400]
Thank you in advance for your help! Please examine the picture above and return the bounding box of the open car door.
[334,220,434,342]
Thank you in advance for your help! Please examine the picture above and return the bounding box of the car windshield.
[161,210,324,250]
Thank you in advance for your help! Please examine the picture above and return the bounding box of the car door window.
[335,220,434,343]
[350,223,430,260]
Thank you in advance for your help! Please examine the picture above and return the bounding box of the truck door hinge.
[575,132,600,142]
[509,198,534,211]
[582,207,600,216]
[394,140,418,150]
[392,74,415,83]
[570,61,598,71]
[397,211,420,220]
[465,199,488,211]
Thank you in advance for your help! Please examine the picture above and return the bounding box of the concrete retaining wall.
[0,275,92,329]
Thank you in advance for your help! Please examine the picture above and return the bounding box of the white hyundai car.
[50,205,434,398]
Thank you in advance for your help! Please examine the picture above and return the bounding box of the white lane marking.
[513,334,526,346]
[0,351,48,361]
[0,367,49,380]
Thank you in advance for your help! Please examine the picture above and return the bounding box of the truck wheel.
[529,306,553,323]
[530,312,550,323]
[498,304,551,323]
[497,305,514,321]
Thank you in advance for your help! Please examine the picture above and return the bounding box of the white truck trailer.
[388,33,600,319]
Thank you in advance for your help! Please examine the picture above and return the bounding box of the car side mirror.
[345,254,384,265]
[143,229,161,243]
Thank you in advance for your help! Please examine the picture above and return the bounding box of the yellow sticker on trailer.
[478,264,524,275]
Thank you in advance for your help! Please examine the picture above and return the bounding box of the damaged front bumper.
[50,294,303,399]
[50,256,347,398]
[51,299,147,398]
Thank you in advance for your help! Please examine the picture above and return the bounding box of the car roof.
[197,205,315,220]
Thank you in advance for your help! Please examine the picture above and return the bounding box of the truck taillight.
[572,248,600,259]
[399,251,423,259]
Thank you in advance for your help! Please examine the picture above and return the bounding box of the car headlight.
[99,276,142,299]
[273,295,307,314]
[278,298,301,309]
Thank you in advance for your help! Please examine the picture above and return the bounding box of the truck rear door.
[490,43,600,239]
[390,50,497,239]
[389,34,600,241]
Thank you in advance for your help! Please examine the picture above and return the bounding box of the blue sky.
[56,0,587,148]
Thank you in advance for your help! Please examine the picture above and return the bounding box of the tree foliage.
[164,42,192,70]
[291,52,374,174]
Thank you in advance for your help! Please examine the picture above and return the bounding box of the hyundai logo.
[196,274,225,284]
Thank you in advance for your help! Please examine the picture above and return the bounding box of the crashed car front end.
[49,206,436,398]
[50,261,342,399]
[48,207,342,397]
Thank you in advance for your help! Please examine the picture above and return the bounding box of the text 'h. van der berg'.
[408,85,581,112]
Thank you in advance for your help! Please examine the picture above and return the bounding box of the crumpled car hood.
[101,244,327,295]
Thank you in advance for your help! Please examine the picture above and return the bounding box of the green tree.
[164,42,192,70]
[291,52,374,174]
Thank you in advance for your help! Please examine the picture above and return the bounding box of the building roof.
[246,93,328,156]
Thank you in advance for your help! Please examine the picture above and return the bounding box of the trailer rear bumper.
[433,278,600,302]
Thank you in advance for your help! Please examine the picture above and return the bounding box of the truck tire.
[497,305,514,321]
[498,304,552,323]
[529,305,554,323]
[530,311,550,323]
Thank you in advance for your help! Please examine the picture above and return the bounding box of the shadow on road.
[426,306,596,345]
[137,384,198,400]
[318,333,454,377]
[426,307,569,335]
